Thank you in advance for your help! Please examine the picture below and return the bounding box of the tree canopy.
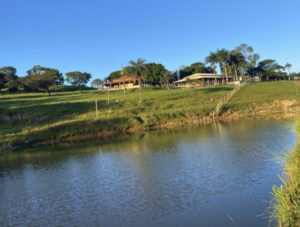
[0,66,18,90]
[20,66,63,95]
[179,62,213,79]
[91,78,103,88]
[144,63,167,84]
[65,71,92,92]
[247,59,285,80]
[26,65,64,85]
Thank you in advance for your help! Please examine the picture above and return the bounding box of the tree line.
[1,43,298,95]
[0,65,92,95]
[93,43,297,88]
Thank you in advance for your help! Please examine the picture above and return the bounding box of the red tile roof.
[102,76,138,86]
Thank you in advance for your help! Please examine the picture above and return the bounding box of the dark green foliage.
[20,66,63,95]
[65,71,92,92]
[26,66,64,85]
[0,66,18,90]
[247,59,286,80]
[22,74,56,95]
[145,63,167,84]
[109,70,122,80]
[0,72,5,90]
[7,86,18,92]
[180,62,213,79]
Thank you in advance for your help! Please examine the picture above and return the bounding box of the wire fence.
[214,82,247,117]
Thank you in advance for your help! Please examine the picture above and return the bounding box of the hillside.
[0,82,299,150]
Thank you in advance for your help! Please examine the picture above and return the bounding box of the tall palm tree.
[229,51,246,81]
[216,49,230,84]
[285,63,292,80]
[129,58,148,102]
[205,52,218,85]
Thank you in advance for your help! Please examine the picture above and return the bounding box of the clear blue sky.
[1,0,300,84]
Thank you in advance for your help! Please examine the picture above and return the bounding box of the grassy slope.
[226,81,299,112]
[0,85,233,147]
[0,81,299,148]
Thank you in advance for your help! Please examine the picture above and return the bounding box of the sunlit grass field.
[0,81,298,148]
[0,85,233,147]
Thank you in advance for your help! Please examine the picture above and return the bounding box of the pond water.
[0,120,297,227]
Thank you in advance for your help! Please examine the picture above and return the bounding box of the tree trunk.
[139,79,143,102]
[213,66,217,85]
[224,66,228,84]
[80,86,82,93]
[235,67,238,81]
[48,90,51,96]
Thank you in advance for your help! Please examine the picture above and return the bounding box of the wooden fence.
[214,82,247,116]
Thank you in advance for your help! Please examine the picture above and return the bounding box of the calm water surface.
[0,120,297,227]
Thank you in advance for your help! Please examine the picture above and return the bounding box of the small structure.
[173,73,234,87]
[100,76,140,90]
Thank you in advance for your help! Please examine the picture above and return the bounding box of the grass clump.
[271,123,300,226]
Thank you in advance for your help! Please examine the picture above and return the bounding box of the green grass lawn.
[0,85,233,147]
[227,81,299,111]
[0,81,299,148]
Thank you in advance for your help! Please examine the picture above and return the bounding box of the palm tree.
[285,63,292,80]
[205,52,218,85]
[216,49,230,84]
[129,58,148,102]
[229,51,246,81]
[160,71,174,93]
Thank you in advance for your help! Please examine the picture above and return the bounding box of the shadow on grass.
[0,100,121,122]
[9,116,136,147]
[197,86,233,93]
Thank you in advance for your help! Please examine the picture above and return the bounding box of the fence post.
[95,99,98,119]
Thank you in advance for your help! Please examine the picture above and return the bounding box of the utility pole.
[121,64,126,94]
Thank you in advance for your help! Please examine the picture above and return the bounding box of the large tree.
[22,73,56,96]
[65,71,92,92]
[26,65,64,85]
[0,66,18,89]
[235,43,253,59]
[235,44,260,76]
[145,63,167,85]
[129,58,148,102]
[252,59,285,81]
[21,66,63,95]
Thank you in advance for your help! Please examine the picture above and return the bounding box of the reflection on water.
[0,120,296,227]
